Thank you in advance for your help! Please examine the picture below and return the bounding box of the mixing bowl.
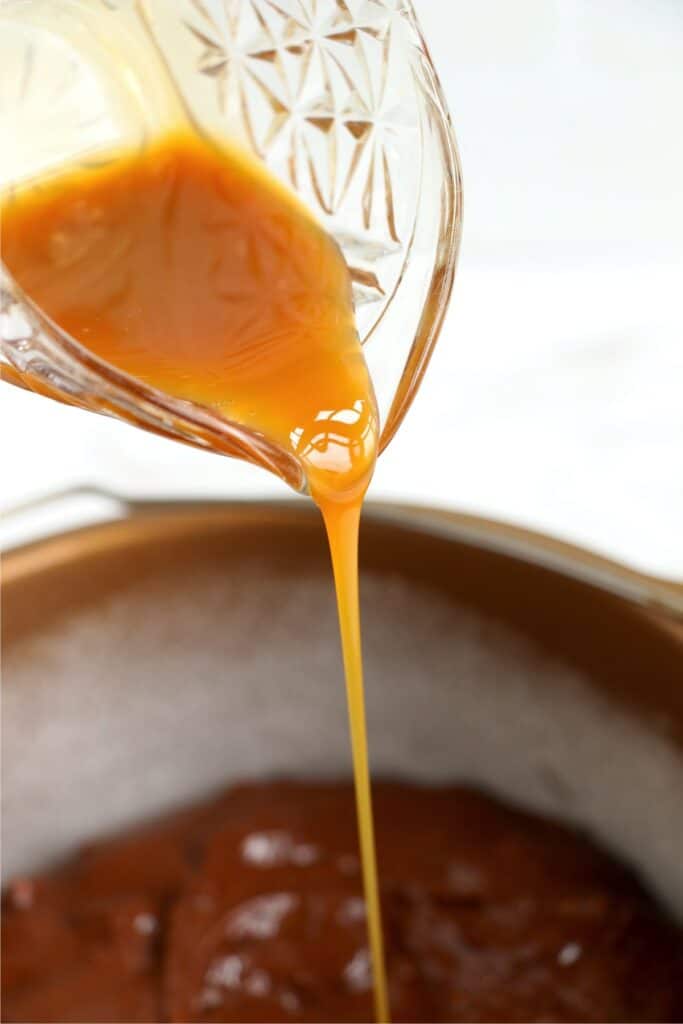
[2,500,682,926]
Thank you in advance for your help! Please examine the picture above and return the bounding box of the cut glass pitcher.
[0,0,462,492]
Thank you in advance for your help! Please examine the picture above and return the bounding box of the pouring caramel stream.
[1,133,389,1021]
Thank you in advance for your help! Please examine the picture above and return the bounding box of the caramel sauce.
[1,133,389,1021]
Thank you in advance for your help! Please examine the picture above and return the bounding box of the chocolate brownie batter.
[2,782,681,1023]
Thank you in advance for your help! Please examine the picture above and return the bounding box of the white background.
[2,0,682,577]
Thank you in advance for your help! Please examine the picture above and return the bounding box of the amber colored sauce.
[1,134,390,1021]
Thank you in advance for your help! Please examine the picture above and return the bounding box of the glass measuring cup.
[0,0,462,493]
